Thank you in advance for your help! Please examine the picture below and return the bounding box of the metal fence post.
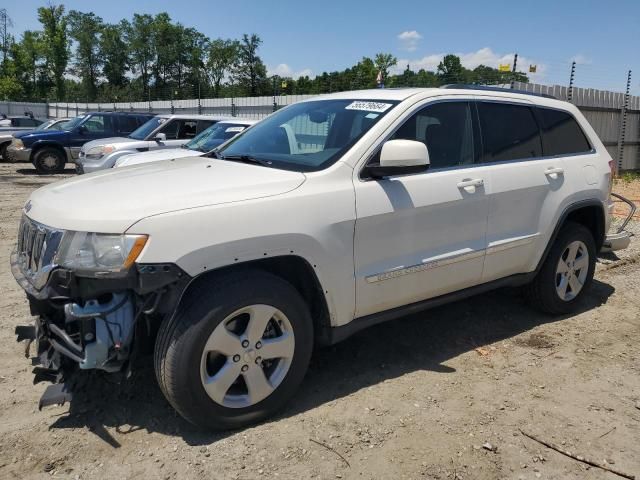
[75,101,78,117]
[568,61,576,102]
[617,70,632,171]
[510,53,518,89]
[198,82,202,114]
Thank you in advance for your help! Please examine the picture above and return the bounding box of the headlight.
[85,145,116,159]
[55,232,148,276]
[11,138,24,149]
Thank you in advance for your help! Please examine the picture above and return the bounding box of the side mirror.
[154,132,166,142]
[77,124,87,134]
[365,139,430,179]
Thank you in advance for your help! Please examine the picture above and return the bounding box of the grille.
[16,216,64,289]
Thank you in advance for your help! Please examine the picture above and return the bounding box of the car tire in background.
[155,269,314,430]
[33,147,66,174]
[525,221,596,315]
[0,142,8,162]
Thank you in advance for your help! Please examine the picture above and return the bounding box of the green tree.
[437,54,465,84]
[100,21,129,88]
[37,4,69,100]
[0,74,22,99]
[374,52,397,84]
[233,33,267,96]
[67,10,104,101]
[125,13,154,95]
[208,38,239,97]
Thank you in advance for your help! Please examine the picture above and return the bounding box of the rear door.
[477,100,573,281]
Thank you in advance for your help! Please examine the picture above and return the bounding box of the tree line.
[0,5,529,103]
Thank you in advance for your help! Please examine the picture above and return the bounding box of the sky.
[6,0,640,94]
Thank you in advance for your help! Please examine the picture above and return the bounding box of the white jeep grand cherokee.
[11,86,632,430]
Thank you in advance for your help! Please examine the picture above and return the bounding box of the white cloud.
[268,63,314,79]
[392,47,547,80]
[397,30,423,52]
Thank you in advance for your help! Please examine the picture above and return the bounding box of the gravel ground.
[0,162,639,480]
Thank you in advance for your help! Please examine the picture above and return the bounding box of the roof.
[153,114,234,121]
[308,87,575,110]
[216,118,260,125]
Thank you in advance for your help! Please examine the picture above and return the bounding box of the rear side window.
[537,108,591,156]
[477,102,542,162]
[116,116,140,134]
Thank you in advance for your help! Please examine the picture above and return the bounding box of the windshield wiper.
[220,154,272,167]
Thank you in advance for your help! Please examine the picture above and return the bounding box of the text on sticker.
[345,101,393,113]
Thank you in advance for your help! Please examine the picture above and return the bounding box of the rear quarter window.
[537,107,591,156]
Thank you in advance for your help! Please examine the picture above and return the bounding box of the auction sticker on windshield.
[225,126,245,132]
[345,101,393,112]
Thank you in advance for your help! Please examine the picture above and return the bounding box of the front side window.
[218,99,398,171]
[160,120,198,140]
[477,102,542,162]
[82,114,108,133]
[129,117,167,140]
[390,101,475,169]
[537,108,591,156]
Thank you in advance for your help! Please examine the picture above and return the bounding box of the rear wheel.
[33,147,65,174]
[155,269,313,430]
[525,222,596,314]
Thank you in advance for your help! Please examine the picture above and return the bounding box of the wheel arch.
[537,200,606,271]
[173,255,333,346]
[30,141,66,163]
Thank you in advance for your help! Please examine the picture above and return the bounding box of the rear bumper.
[602,231,632,252]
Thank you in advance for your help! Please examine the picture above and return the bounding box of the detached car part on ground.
[10,87,635,430]
[75,114,231,174]
[113,119,259,168]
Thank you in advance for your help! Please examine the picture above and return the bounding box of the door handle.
[457,178,484,189]
[544,167,564,177]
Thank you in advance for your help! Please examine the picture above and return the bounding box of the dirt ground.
[0,162,639,480]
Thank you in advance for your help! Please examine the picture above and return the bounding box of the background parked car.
[0,114,45,130]
[6,111,154,173]
[114,119,258,168]
[76,114,229,174]
[0,118,71,161]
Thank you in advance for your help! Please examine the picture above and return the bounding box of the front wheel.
[525,222,596,314]
[155,270,313,430]
[33,147,65,174]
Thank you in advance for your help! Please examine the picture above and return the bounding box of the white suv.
[10,87,632,430]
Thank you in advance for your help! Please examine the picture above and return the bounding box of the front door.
[353,100,490,318]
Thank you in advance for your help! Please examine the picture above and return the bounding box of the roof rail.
[440,84,557,100]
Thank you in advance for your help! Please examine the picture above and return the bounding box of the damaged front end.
[10,215,190,409]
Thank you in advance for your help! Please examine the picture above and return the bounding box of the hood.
[15,129,68,142]
[82,137,137,151]
[25,156,306,233]
[115,148,203,167]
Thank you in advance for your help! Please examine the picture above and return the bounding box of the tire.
[525,221,596,315]
[0,142,8,162]
[33,147,65,174]
[155,269,314,430]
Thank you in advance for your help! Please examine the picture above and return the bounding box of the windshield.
[128,117,167,140]
[186,122,248,152]
[35,120,55,131]
[64,115,87,130]
[218,99,398,171]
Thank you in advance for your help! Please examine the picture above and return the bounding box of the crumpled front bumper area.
[602,192,636,253]
[15,292,136,409]
[12,250,190,410]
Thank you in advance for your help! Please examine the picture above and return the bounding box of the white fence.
[7,82,640,170]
